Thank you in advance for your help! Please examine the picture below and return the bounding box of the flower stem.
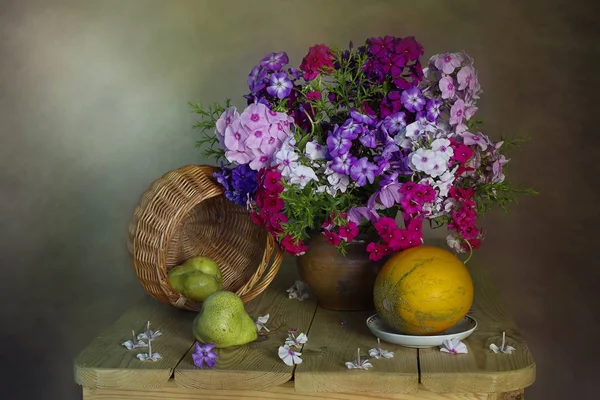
[501,332,506,351]
[463,239,474,264]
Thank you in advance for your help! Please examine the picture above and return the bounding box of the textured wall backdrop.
[0,0,598,399]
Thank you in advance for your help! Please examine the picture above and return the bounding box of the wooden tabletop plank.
[419,251,536,393]
[173,255,319,391]
[294,307,419,393]
[83,380,491,400]
[74,297,197,389]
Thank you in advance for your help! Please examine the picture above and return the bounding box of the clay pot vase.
[296,232,387,311]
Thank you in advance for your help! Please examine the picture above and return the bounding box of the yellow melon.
[373,245,474,336]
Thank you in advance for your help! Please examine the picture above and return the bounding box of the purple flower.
[434,53,462,74]
[231,164,258,194]
[339,118,362,140]
[327,130,352,157]
[350,109,377,126]
[368,181,402,208]
[462,132,488,150]
[350,157,378,186]
[214,167,231,191]
[400,88,425,113]
[381,112,407,135]
[267,72,293,99]
[330,153,356,175]
[288,67,303,80]
[347,206,379,225]
[248,66,267,93]
[359,130,377,148]
[260,52,289,71]
[439,76,456,99]
[224,120,250,152]
[449,99,466,126]
[426,99,443,122]
[192,342,218,369]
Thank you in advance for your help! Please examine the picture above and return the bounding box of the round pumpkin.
[373,245,474,336]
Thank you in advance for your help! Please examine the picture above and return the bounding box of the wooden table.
[74,252,536,400]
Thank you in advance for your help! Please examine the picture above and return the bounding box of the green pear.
[192,291,258,348]
[168,255,223,302]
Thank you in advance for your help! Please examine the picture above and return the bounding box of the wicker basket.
[127,164,283,311]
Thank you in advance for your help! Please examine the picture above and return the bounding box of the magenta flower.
[267,72,293,99]
[400,88,425,113]
[324,230,342,246]
[305,91,321,101]
[260,52,289,71]
[450,99,466,126]
[366,242,392,261]
[439,76,456,99]
[452,144,473,164]
[339,222,358,242]
[395,36,423,61]
[192,342,218,369]
[434,53,462,74]
[350,157,378,186]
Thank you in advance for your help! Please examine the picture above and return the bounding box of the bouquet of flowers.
[191,35,534,261]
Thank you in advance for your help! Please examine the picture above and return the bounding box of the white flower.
[490,332,516,354]
[305,141,327,160]
[440,338,468,354]
[287,280,309,301]
[434,169,456,197]
[368,338,394,359]
[325,169,350,196]
[289,165,318,189]
[345,348,373,370]
[285,332,308,348]
[410,149,448,177]
[431,138,454,161]
[278,345,302,366]
[274,147,299,177]
[405,120,435,139]
[122,330,148,350]
[255,314,270,332]
[137,321,162,341]
[446,233,466,253]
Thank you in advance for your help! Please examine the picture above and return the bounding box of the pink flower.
[305,91,321,101]
[269,213,288,232]
[240,103,269,131]
[324,230,341,246]
[450,99,466,126]
[374,217,398,237]
[263,170,283,193]
[434,53,462,74]
[281,235,308,256]
[439,76,456,99]
[299,44,335,81]
[366,242,392,261]
[338,222,358,242]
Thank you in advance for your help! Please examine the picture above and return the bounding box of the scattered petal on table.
[345,348,373,370]
[489,332,516,354]
[285,332,308,348]
[368,338,394,359]
[137,321,162,341]
[255,314,270,332]
[440,338,468,354]
[122,330,148,350]
[278,345,302,366]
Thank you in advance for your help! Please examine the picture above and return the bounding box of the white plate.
[366,314,477,349]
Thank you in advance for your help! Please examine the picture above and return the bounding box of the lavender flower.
[449,99,466,126]
[350,157,378,186]
[434,53,462,74]
[350,109,377,126]
[440,338,468,354]
[439,76,456,99]
[305,141,327,160]
[426,99,443,122]
[192,342,219,368]
[381,112,407,135]
[359,129,377,148]
[330,154,355,175]
[327,130,352,157]
[260,52,289,71]
[339,118,362,140]
[400,88,425,113]
[267,72,293,99]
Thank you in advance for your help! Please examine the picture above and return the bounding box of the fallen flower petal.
[278,345,302,366]
[440,338,468,354]
[345,348,373,370]
[368,338,394,359]
[286,280,309,301]
[122,330,148,350]
[255,314,270,332]
[136,340,161,361]
[192,342,218,368]
[489,332,516,354]
[137,321,162,341]
[285,332,308,348]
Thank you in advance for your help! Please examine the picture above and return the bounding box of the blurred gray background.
[1,0,598,399]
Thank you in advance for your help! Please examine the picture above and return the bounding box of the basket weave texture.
[127,164,282,311]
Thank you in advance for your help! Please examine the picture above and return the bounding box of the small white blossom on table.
[122,330,148,350]
[136,340,161,362]
[440,338,468,354]
[285,331,308,348]
[278,345,302,366]
[255,314,270,332]
[287,280,309,301]
[137,321,162,341]
[345,348,373,370]
[490,332,516,354]
[369,338,394,359]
